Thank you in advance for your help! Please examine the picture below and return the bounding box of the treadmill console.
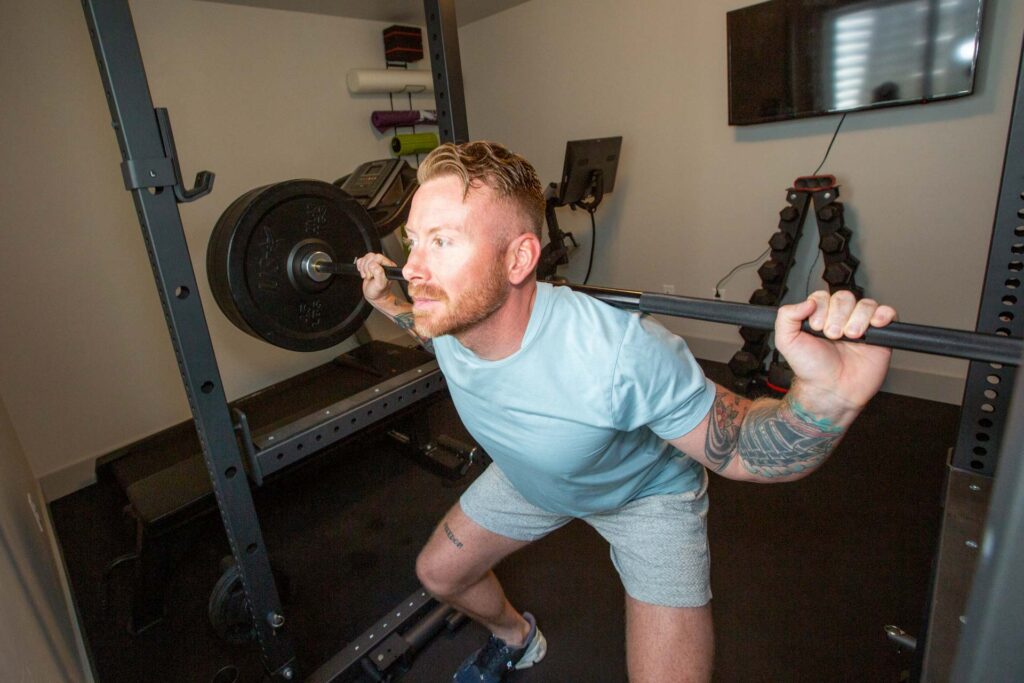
[336,159,418,236]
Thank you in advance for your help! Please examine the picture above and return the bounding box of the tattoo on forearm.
[443,523,464,550]
[736,396,844,478]
[394,312,416,331]
[392,311,434,354]
[705,388,745,472]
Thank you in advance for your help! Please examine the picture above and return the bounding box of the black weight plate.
[207,180,381,351]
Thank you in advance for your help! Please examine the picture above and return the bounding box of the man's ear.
[506,232,541,285]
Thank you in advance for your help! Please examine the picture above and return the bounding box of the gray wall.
[459,0,1024,403]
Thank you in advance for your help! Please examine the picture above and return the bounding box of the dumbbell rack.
[728,175,864,394]
[80,1,468,680]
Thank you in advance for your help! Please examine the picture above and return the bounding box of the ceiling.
[199,0,531,26]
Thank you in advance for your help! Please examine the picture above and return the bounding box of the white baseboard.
[39,457,97,503]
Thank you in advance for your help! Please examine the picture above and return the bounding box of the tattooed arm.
[670,290,897,483]
[355,252,433,351]
[670,384,846,482]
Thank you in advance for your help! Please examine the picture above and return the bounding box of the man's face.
[402,175,513,338]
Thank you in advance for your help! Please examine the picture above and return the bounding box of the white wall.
[460,0,1024,403]
[0,0,431,497]
[0,394,89,682]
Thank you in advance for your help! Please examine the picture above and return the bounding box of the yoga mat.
[391,133,439,156]
[371,110,438,133]
[346,69,433,94]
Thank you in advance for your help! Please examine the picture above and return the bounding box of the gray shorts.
[460,465,711,608]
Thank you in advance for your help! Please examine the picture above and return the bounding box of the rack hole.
[316,434,322,441]
[334,426,340,433]
[297,443,303,450]
[986,374,1001,384]
[1008,278,1021,288]
[973,446,987,456]
[976,432,990,442]
[971,460,984,469]
[1012,243,1024,254]
[175,286,190,299]
[996,328,1011,336]
[1010,261,1023,271]
[981,403,995,412]
[246,543,257,555]
[999,311,1014,322]
[201,381,215,394]
[991,362,1003,369]
[979,418,993,428]
[226,466,237,478]
[351,417,357,424]
[984,388,998,399]
[1003,295,1018,306]
[277,452,284,460]
[1016,225,1024,236]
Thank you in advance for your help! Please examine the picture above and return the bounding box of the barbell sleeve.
[323,262,1022,367]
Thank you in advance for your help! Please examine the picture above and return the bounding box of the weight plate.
[207,180,381,351]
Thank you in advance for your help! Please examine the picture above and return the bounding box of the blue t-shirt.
[433,282,716,516]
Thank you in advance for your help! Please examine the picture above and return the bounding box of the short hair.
[417,141,545,239]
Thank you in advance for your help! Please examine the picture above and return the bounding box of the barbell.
[206,179,1023,366]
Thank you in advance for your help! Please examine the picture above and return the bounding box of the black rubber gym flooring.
[50,357,956,682]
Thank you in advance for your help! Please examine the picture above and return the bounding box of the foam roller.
[391,132,439,156]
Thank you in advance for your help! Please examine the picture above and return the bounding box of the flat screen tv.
[727,0,985,125]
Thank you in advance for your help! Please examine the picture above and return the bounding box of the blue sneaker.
[453,612,547,682]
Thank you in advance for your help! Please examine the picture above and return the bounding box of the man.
[355,141,896,682]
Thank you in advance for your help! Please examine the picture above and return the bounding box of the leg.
[416,501,532,645]
[625,596,713,683]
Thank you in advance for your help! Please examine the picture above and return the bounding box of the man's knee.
[415,543,472,598]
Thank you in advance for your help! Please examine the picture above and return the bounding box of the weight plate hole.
[175,286,190,299]
[226,466,237,478]
[984,388,998,399]
[201,381,215,394]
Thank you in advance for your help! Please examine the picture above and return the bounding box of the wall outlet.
[662,284,675,294]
